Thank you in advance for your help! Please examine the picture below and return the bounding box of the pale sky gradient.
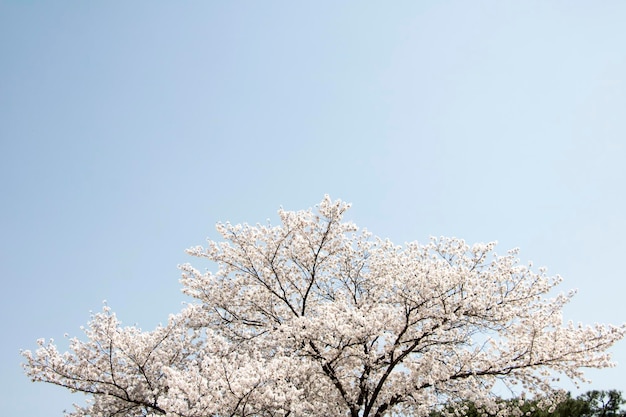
[1,2,625,415]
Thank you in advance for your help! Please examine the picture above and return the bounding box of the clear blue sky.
[1,2,625,415]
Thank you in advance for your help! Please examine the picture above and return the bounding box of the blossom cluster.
[23,196,625,417]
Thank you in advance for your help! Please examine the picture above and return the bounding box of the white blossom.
[22,196,625,417]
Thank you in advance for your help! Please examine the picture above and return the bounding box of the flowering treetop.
[23,196,625,417]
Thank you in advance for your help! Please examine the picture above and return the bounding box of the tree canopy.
[430,390,626,417]
[22,196,625,417]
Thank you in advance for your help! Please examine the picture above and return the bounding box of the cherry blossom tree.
[22,196,625,417]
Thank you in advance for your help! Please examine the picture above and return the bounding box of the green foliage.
[430,390,625,417]
[579,390,626,417]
